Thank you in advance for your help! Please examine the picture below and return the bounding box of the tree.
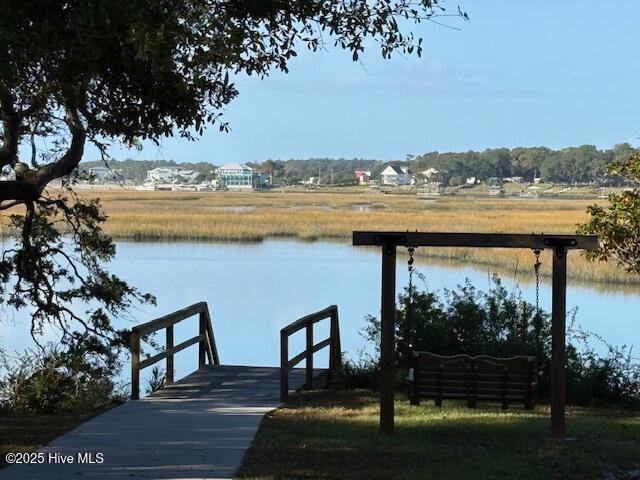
[0,1,459,359]
[578,153,640,275]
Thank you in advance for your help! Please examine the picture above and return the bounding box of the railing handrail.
[280,305,341,401]
[132,301,207,336]
[129,302,219,400]
[280,305,337,336]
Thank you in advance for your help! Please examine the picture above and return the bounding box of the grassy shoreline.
[3,189,634,285]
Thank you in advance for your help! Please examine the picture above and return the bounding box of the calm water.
[2,240,639,388]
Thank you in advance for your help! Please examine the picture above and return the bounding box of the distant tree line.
[411,144,637,186]
[248,158,382,185]
[80,143,638,186]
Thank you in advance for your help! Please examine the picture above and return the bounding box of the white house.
[379,165,412,186]
[81,166,123,182]
[147,167,199,183]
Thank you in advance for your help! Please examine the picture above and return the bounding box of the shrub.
[145,366,167,395]
[0,341,118,414]
[353,276,640,408]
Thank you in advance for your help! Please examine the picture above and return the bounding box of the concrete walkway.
[0,365,320,480]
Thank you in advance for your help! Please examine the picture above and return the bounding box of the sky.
[88,0,640,164]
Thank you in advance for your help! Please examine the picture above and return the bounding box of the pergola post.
[352,231,597,436]
[551,246,567,437]
[380,241,396,435]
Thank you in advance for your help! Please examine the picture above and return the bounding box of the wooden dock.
[0,365,325,480]
[0,303,340,480]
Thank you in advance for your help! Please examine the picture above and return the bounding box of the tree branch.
[0,91,20,169]
[33,107,86,192]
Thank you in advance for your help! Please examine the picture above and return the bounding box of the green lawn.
[237,390,640,480]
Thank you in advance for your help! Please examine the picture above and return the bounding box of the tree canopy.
[1,0,449,200]
[579,152,640,275]
[0,0,457,364]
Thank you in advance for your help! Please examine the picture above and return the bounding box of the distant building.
[503,176,525,184]
[379,165,411,186]
[300,176,318,186]
[81,166,123,182]
[147,167,199,183]
[354,170,372,185]
[216,163,266,190]
[466,177,478,185]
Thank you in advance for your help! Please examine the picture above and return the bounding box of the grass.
[237,390,640,480]
[2,188,633,284]
[0,403,117,468]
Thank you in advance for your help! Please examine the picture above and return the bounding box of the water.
[2,240,639,388]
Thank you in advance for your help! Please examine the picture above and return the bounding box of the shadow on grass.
[238,390,640,480]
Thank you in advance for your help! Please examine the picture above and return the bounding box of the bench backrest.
[413,352,535,403]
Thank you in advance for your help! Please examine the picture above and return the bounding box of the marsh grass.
[237,390,640,480]
[1,189,630,284]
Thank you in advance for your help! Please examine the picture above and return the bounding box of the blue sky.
[91,0,640,164]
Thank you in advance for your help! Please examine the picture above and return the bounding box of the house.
[466,177,478,185]
[503,176,525,184]
[300,176,318,186]
[146,167,199,183]
[379,165,411,186]
[354,170,372,185]
[216,163,264,190]
[415,168,439,185]
[81,166,123,182]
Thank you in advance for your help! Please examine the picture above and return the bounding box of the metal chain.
[532,249,541,315]
[407,246,415,349]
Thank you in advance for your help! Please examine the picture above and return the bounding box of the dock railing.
[128,302,219,400]
[280,305,341,401]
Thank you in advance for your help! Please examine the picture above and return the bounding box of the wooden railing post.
[328,308,339,383]
[198,311,206,369]
[280,330,289,402]
[130,330,141,400]
[166,325,174,384]
[306,320,313,390]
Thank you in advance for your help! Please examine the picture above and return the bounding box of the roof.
[216,163,252,172]
[380,165,410,175]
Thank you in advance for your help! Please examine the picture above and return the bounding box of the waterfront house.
[147,167,199,183]
[379,165,411,186]
[216,163,256,190]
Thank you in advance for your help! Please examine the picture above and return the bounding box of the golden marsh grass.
[2,189,632,285]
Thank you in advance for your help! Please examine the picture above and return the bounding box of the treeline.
[249,158,382,185]
[411,144,637,185]
[81,143,638,185]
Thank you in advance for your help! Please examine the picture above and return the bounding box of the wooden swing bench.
[409,352,538,410]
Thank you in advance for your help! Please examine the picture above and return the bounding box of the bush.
[0,341,119,414]
[352,276,640,408]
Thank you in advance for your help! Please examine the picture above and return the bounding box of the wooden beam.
[306,322,314,390]
[280,330,289,402]
[166,325,174,384]
[551,247,568,437]
[280,305,337,335]
[130,330,141,400]
[138,334,205,370]
[132,302,207,335]
[380,242,396,435]
[353,232,598,251]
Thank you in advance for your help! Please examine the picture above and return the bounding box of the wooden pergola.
[352,231,599,437]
